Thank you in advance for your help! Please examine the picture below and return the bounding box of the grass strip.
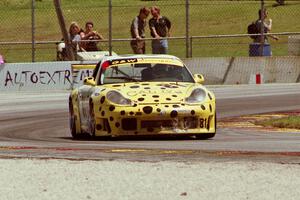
[256,116,300,129]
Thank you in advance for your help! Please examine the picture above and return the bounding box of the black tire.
[195,133,216,140]
[88,99,96,138]
[69,98,84,139]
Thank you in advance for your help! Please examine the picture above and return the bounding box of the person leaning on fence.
[130,7,150,54]
[57,22,83,60]
[149,6,171,54]
[80,21,104,51]
[69,22,84,51]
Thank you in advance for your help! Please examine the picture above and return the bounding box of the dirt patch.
[219,110,300,132]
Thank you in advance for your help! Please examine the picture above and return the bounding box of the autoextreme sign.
[0,62,75,91]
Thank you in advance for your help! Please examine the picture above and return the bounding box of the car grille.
[141,117,198,129]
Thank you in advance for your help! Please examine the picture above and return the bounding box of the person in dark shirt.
[149,6,171,54]
[80,21,104,51]
[130,7,150,54]
[254,8,279,43]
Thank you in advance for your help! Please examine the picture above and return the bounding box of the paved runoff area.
[0,158,299,200]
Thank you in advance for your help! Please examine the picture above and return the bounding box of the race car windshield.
[102,63,194,84]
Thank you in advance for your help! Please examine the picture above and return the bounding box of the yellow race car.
[69,54,216,139]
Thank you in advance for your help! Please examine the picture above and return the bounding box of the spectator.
[149,6,171,54]
[254,8,279,44]
[57,22,83,60]
[249,8,279,56]
[130,7,150,54]
[69,22,84,51]
[80,21,104,51]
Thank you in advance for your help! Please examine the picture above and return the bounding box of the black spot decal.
[120,110,125,115]
[129,111,134,115]
[112,85,121,87]
[166,98,171,101]
[154,100,159,102]
[101,111,105,116]
[96,124,102,130]
[165,105,169,108]
[115,122,120,128]
[201,105,206,110]
[208,93,212,100]
[110,117,114,121]
[99,107,102,111]
[170,110,178,118]
[138,98,145,101]
[209,104,212,112]
[173,105,180,108]
[161,87,166,90]
[133,103,138,107]
[130,85,140,89]
[144,87,150,90]
[172,95,177,97]
[191,110,195,115]
[100,96,105,104]
[109,105,115,111]
[147,127,154,132]
[143,106,153,114]
[152,95,159,98]
[157,108,161,112]
[141,83,149,86]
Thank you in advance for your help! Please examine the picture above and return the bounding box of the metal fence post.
[31,0,36,62]
[185,0,190,58]
[109,0,112,56]
[259,0,265,56]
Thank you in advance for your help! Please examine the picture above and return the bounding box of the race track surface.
[0,84,300,162]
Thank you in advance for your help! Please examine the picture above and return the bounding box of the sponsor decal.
[127,89,183,97]
[110,58,138,65]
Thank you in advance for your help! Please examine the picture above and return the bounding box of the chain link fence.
[0,0,299,63]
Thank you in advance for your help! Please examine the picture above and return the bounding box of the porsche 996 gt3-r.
[69,54,216,139]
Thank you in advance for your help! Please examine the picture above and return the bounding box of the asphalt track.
[0,84,299,162]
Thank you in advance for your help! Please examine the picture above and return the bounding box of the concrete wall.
[0,56,299,92]
[183,56,300,85]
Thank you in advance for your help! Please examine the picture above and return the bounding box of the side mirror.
[84,77,96,86]
[193,74,205,84]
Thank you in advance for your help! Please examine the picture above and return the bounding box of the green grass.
[0,0,300,62]
[256,116,300,129]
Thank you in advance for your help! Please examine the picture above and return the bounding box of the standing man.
[149,6,171,54]
[130,7,150,54]
[254,8,279,44]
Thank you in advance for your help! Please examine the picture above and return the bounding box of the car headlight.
[185,88,206,103]
[106,91,132,105]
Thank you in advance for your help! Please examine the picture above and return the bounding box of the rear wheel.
[69,98,85,139]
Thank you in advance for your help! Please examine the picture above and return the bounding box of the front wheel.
[194,133,216,140]
[87,100,96,138]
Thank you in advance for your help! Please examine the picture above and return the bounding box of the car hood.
[101,82,208,104]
